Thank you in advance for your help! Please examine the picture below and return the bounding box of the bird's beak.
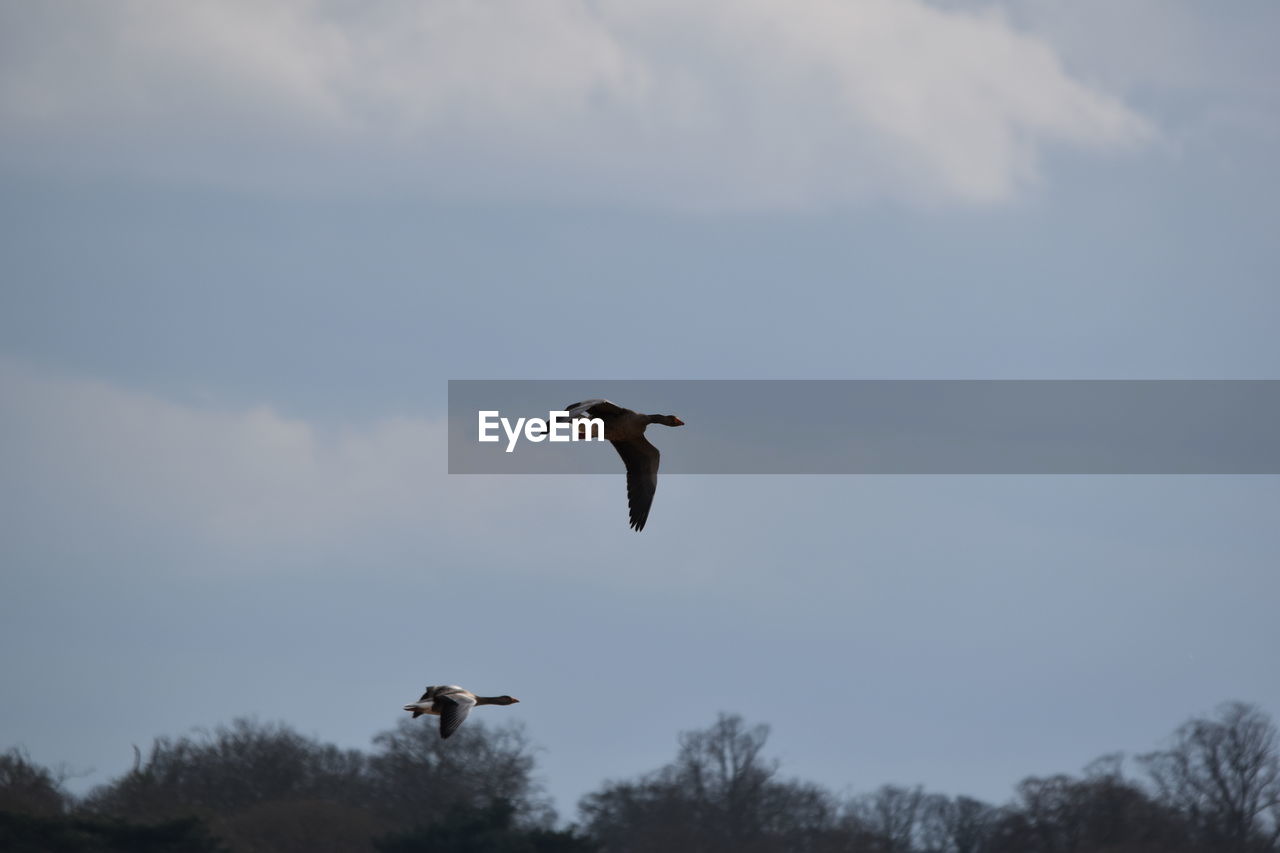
[673,418,685,426]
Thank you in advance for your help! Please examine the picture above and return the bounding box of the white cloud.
[0,362,440,552]
[0,0,1151,208]
[0,362,619,580]
[0,363,707,586]
[986,0,1280,156]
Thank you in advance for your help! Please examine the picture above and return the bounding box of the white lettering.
[501,417,526,453]
[478,410,606,452]
[574,417,604,441]
[478,411,500,442]
[547,411,571,441]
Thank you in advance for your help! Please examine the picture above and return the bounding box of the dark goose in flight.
[403,685,520,739]
[565,399,684,532]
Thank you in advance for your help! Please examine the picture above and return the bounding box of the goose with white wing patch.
[403,685,520,739]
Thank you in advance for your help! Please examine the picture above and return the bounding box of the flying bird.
[403,685,520,739]
[565,399,685,532]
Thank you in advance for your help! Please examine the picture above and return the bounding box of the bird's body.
[565,399,684,532]
[403,685,520,739]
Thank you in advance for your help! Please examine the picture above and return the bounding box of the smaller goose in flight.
[565,399,684,532]
[403,685,520,739]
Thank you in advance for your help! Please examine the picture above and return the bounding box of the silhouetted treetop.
[4,701,1279,852]
[0,748,70,817]
[1140,701,1280,851]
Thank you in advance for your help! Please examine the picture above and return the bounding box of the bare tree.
[70,715,553,851]
[674,713,778,844]
[580,713,844,853]
[367,718,554,831]
[987,764,1199,853]
[82,718,368,823]
[79,718,374,852]
[0,747,70,816]
[845,784,929,852]
[919,794,997,853]
[1140,701,1280,851]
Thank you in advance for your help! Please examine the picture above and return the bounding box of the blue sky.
[1,0,1277,818]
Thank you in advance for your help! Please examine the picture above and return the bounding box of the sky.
[1,0,1278,820]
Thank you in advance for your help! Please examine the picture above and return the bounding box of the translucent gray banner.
[447,380,1280,474]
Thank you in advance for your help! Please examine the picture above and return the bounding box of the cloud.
[0,361,612,582]
[0,362,444,553]
[0,363,714,587]
[996,0,1280,158]
[0,0,1151,208]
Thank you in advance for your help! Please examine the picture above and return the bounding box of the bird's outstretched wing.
[611,436,660,531]
[436,691,478,739]
[566,399,630,418]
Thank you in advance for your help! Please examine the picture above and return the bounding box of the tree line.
[2,701,1278,852]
